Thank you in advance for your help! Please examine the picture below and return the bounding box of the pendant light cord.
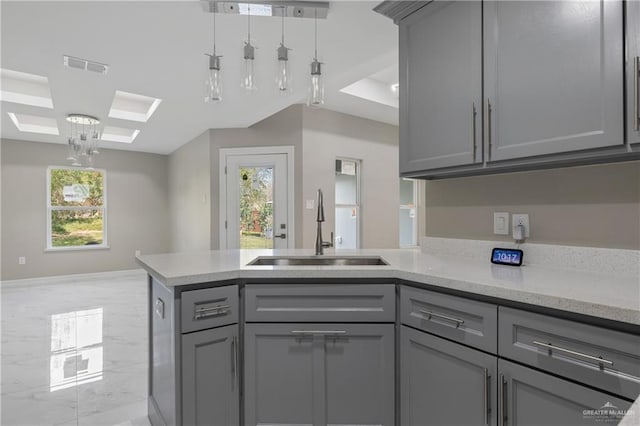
[212,6,216,53]
[314,8,318,59]
[281,7,285,44]
[247,4,251,42]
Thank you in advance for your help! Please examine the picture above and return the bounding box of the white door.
[221,149,292,249]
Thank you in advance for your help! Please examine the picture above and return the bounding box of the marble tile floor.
[1,270,151,426]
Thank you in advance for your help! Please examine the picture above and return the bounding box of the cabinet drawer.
[499,307,640,400]
[401,285,497,353]
[245,284,395,323]
[181,285,238,333]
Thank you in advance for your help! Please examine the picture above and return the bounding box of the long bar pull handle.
[231,335,236,391]
[419,309,465,328]
[194,304,231,320]
[483,368,490,425]
[486,98,493,161]
[472,102,478,162]
[634,56,639,131]
[291,330,347,335]
[499,374,507,426]
[532,341,614,367]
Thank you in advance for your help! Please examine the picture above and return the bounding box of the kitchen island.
[137,246,640,426]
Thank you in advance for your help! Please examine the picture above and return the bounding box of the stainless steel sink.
[247,256,389,266]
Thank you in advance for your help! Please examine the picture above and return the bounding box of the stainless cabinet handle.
[634,56,639,131]
[499,374,507,426]
[472,102,478,162]
[230,336,236,391]
[483,368,490,425]
[291,330,347,335]
[194,304,231,320]
[532,341,614,367]
[486,98,493,161]
[419,309,465,328]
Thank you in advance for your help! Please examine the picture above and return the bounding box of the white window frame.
[335,157,361,249]
[46,166,108,251]
[399,178,421,248]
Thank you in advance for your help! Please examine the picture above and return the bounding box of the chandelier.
[66,114,101,169]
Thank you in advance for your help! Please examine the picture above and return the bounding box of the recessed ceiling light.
[108,90,162,123]
[7,112,59,135]
[101,126,140,144]
[0,69,54,108]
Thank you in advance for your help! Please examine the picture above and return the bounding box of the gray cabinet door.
[325,324,395,426]
[499,359,632,426]
[628,0,640,145]
[182,324,239,426]
[244,323,323,426]
[484,0,624,161]
[401,326,497,426]
[399,0,482,172]
[244,323,395,426]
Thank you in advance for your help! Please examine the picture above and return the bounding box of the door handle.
[472,102,478,162]
[634,56,639,131]
[486,98,493,161]
[483,368,490,425]
[274,233,286,239]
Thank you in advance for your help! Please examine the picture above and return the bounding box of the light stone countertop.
[136,248,640,326]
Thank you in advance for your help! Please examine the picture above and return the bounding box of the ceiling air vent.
[63,55,108,75]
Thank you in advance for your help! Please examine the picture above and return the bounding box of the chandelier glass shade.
[66,114,101,169]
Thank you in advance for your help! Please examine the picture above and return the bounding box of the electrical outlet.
[512,214,530,238]
[18,256,26,265]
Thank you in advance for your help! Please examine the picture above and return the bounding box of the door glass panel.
[239,167,274,249]
[335,207,358,249]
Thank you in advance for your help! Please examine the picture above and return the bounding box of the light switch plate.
[493,212,509,235]
[305,199,315,210]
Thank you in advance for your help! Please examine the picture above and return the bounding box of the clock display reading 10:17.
[491,248,523,266]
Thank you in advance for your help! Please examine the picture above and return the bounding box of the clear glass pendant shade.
[205,56,222,102]
[307,60,324,106]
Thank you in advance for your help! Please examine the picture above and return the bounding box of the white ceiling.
[0,0,398,155]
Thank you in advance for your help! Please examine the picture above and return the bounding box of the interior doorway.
[220,146,294,249]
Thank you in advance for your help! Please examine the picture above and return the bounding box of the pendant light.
[204,5,222,103]
[276,7,291,92]
[241,5,257,91]
[307,8,324,106]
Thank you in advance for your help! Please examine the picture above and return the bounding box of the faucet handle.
[322,231,334,248]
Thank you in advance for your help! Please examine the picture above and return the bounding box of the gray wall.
[210,104,304,249]
[302,108,400,249]
[168,130,211,252]
[424,161,640,249]
[1,139,170,280]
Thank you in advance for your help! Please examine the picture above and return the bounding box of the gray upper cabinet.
[382,0,635,178]
[399,0,482,172]
[401,326,498,426]
[484,0,624,162]
[182,324,239,426]
[499,359,632,426]
[244,323,395,426]
[628,0,640,145]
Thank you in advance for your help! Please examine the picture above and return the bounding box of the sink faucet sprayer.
[315,189,333,255]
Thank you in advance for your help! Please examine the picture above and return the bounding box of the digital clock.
[491,248,523,266]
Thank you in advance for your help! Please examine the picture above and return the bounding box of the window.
[47,167,107,250]
[399,178,419,247]
[335,158,360,249]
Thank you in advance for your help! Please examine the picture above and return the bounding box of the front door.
[222,150,291,249]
